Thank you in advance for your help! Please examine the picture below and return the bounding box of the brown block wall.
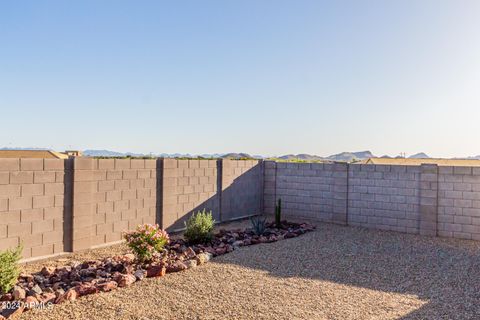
[0,158,67,259]
[72,158,157,251]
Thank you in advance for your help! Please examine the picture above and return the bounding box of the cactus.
[275,198,282,228]
[250,216,267,235]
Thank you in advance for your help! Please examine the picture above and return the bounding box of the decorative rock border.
[0,221,315,319]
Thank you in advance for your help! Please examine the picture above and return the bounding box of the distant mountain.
[222,153,258,159]
[83,149,146,157]
[278,154,324,161]
[326,151,375,162]
[409,152,430,159]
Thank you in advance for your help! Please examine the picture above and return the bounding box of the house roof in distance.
[362,158,480,166]
[0,149,69,159]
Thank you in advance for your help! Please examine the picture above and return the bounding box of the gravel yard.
[19,222,480,320]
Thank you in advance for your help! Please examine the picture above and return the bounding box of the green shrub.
[0,245,23,294]
[184,209,215,244]
[124,224,169,262]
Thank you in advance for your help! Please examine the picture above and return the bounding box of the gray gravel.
[20,222,480,319]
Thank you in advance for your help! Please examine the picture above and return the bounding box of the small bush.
[184,209,215,244]
[124,224,169,262]
[250,216,267,235]
[0,245,23,294]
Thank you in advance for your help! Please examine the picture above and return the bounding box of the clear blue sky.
[1,1,479,158]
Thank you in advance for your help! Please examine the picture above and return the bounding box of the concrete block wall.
[437,166,480,240]
[264,161,348,224]
[348,164,421,233]
[72,158,157,251]
[221,160,263,221]
[0,158,67,259]
[161,159,219,231]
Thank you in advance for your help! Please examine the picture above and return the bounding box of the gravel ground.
[19,222,480,320]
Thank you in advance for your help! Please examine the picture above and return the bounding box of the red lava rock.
[97,281,118,292]
[115,274,136,288]
[12,287,26,300]
[146,265,166,278]
[39,292,56,304]
[55,288,78,304]
[183,247,196,259]
[75,284,98,297]
[40,266,55,277]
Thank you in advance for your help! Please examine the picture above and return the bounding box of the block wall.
[347,164,421,233]
[161,159,219,231]
[264,161,348,224]
[437,166,480,240]
[72,158,157,251]
[0,158,67,259]
[221,160,263,221]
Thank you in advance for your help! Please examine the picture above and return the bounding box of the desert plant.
[0,245,23,294]
[250,216,267,235]
[184,209,215,244]
[124,224,169,262]
[275,198,282,228]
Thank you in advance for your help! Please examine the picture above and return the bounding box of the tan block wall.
[221,160,263,221]
[72,158,157,251]
[0,158,67,259]
[161,159,219,231]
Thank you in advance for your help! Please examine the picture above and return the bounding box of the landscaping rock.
[12,287,25,300]
[184,260,197,269]
[55,288,77,304]
[28,284,42,296]
[166,261,187,273]
[97,281,118,292]
[75,284,98,297]
[40,266,55,277]
[23,296,38,310]
[116,274,136,288]
[122,253,135,263]
[0,294,12,302]
[146,265,166,278]
[134,269,146,280]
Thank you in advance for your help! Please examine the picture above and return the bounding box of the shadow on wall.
[210,222,480,319]
[163,161,263,232]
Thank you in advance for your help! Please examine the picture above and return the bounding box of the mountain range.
[3,148,480,162]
